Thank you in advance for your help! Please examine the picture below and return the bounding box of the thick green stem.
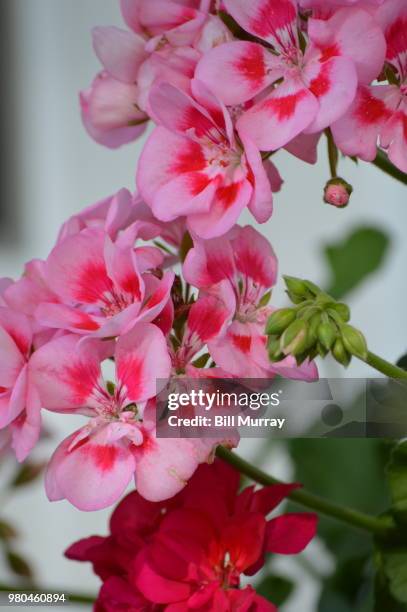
[361,351,407,379]
[0,584,94,605]
[372,149,407,186]
[216,447,395,539]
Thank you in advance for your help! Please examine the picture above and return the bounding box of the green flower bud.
[281,319,308,356]
[283,276,310,302]
[332,337,351,367]
[306,312,322,349]
[267,336,284,362]
[341,324,368,360]
[327,302,351,323]
[303,279,322,296]
[266,308,296,335]
[317,320,337,351]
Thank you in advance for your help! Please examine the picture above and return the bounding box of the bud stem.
[361,350,407,380]
[216,447,396,539]
[372,149,407,186]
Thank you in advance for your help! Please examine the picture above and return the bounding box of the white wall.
[0,1,405,610]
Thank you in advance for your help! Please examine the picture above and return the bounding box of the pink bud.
[324,178,353,208]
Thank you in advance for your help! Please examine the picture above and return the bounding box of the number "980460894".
[4,593,67,606]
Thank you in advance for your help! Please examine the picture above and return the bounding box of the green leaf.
[0,520,18,541]
[10,462,46,488]
[387,441,407,525]
[378,546,407,605]
[256,574,294,606]
[5,550,33,578]
[374,566,406,612]
[324,227,390,300]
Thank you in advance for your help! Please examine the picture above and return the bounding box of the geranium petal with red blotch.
[237,78,319,151]
[0,365,29,430]
[0,321,27,389]
[183,234,236,288]
[148,82,218,139]
[115,323,171,403]
[308,8,386,84]
[187,179,252,239]
[92,26,147,83]
[186,294,233,343]
[46,229,112,306]
[151,172,217,223]
[236,483,302,516]
[195,41,282,106]
[374,0,407,75]
[303,52,357,133]
[242,136,273,223]
[104,236,145,304]
[97,576,149,611]
[331,85,399,162]
[45,426,137,511]
[133,434,203,501]
[29,334,106,411]
[231,225,278,290]
[137,270,175,325]
[0,308,32,359]
[35,303,101,335]
[137,127,207,205]
[223,0,298,51]
[266,513,318,554]
[209,321,271,378]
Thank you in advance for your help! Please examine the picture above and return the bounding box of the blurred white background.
[0,1,405,610]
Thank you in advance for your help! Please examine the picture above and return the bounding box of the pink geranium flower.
[35,227,174,338]
[195,0,386,150]
[137,81,273,238]
[67,459,317,610]
[0,308,42,461]
[30,325,212,510]
[332,0,407,173]
[183,225,318,379]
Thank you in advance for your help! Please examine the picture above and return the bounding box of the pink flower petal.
[237,78,319,150]
[92,26,147,83]
[45,428,136,511]
[223,0,298,50]
[195,41,281,105]
[303,52,357,133]
[115,323,171,402]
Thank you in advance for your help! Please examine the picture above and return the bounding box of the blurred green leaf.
[375,563,407,611]
[377,546,407,605]
[10,462,45,488]
[387,441,407,525]
[5,550,33,578]
[324,227,390,299]
[256,574,294,606]
[0,520,18,541]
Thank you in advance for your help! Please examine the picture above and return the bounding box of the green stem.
[361,351,407,379]
[216,447,395,539]
[0,584,94,605]
[372,149,407,185]
[325,129,338,178]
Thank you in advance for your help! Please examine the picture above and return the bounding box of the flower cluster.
[0,190,315,511]
[66,460,317,611]
[1,0,404,518]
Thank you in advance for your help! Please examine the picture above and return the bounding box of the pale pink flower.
[80,71,148,149]
[332,0,407,173]
[183,226,318,380]
[30,326,209,510]
[195,0,386,150]
[137,81,273,238]
[35,227,174,338]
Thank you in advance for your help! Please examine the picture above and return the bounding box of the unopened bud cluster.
[266,276,368,366]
